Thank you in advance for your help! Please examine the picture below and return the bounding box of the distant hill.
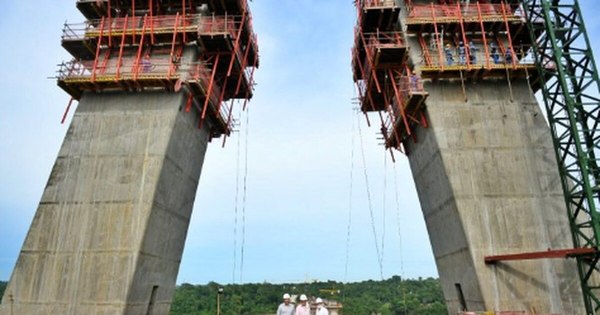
[171,276,445,315]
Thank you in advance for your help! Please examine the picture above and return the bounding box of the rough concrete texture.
[405,80,585,314]
[0,90,210,315]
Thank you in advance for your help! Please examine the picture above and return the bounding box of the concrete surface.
[405,79,585,314]
[0,90,211,315]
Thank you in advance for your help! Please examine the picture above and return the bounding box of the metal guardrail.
[61,14,246,41]
[407,3,525,23]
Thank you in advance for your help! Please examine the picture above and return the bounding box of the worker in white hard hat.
[295,294,310,315]
[277,293,295,315]
[315,297,329,315]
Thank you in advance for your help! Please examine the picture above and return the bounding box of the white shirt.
[295,303,310,315]
[277,302,295,315]
[316,305,329,315]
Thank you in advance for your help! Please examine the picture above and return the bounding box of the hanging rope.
[239,104,250,283]
[344,107,357,283]
[357,112,384,280]
[232,110,242,284]
[381,151,387,277]
[392,162,408,314]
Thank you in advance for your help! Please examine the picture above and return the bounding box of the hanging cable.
[392,162,408,314]
[344,107,357,283]
[381,150,387,278]
[232,110,242,284]
[357,112,384,280]
[239,104,250,283]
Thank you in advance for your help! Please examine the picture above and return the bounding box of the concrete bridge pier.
[406,80,584,314]
[1,91,210,314]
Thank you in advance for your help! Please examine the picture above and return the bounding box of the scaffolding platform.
[58,0,259,142]
[404,2,541,51]
[419,63,538,79]
[383,76,429,149]
[353,30,408,111]
[206,0,249,15]
[56,59,235,136]
[357,0,401,32]
[76,0,250,19]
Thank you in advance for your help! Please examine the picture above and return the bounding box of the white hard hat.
[300,294,308,301]
[283,293,291,300]
[316,297,323,304]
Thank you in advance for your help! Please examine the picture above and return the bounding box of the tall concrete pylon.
[352,0,585,313]
[0,1,259,314]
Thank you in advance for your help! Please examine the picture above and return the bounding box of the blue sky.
[0,1,599,286]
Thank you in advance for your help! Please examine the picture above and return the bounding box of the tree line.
[0,276,446,314]
[0,281,5,302]
[171,276,445,315]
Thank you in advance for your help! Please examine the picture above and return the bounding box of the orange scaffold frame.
[58,0,259,142]
[352,1,429,157]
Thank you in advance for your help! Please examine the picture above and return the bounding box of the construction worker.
[518,41,526,60]
[490,42,500,64]
[457,41,466,65]
[295,295,310,315]
[505,48,514,64]
[141,53,153,72]
[444,43,454,65]
[315,298,329,315]
[469,40,479,64]
[277,293,295,315]
[410,70,420,91]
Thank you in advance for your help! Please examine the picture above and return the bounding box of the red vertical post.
[107,0,113,47]
[456,2,470,70]
[242,54,258,111]
[235,34,252,96]
[477,1,491,70]
[431,3,443,71]
[91,17,106,82]
[354,47,377,112]
[185,94,194,112]
[227,13,247,77]
[389,69,411,138]
[418,34,432,66]
[500,1,517,68]
[224,99,236,137]
[182,0,187,43]
[133,15,148,81]
[131,0,136,45]
[168,13,181,79]
[61,98,75,124]
[360,32,382,94]
[149,0,155,44]
[385,101,403,151]
[116,15,129,79]
[201,54,221,123]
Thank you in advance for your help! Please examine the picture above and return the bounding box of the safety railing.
[382,77,424,145]
[389,75,425,115]
[364,31,405,50]
[61,14,247,41]
[197,15,239,35]
[407,3,524,23]
[358,0,399,9]
[353,30,406,84]
[56,58,207,83]
[421,40,537,71]
[57,58,233,128]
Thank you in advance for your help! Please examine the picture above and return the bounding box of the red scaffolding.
[352,0,429,156]
[351,0,553,156]
[58,0,259,141]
